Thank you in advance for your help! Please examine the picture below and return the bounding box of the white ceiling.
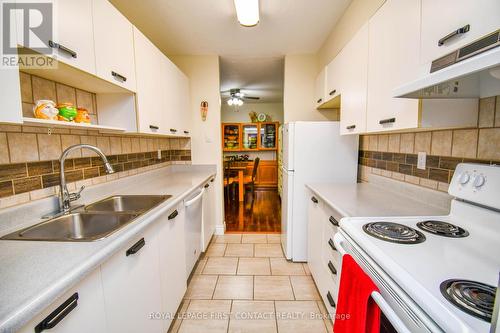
[111,0,351,57]
[220,56,284,103]
[111,0,351,103]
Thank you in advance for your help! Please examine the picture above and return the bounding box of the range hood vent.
[394,29,500,99]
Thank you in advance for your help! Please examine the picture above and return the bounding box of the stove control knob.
[458,172,470,185]
[473,174,485,188]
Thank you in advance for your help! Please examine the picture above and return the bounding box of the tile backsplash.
[359,96,500,192]
[0,74,191,208]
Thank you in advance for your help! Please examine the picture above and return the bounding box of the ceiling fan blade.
[243,96,260,100]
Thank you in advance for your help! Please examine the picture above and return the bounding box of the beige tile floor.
[169,233,333,333]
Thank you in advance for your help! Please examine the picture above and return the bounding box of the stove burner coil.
[440,279,495,322]
[362,222,426,244]
[417,220,469,238]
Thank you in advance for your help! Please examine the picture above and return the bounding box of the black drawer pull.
[438,24,470,46]
[346,125,356,130]
[170,128,177,133]
[328,238,337,251]
[126,238,145,256]
[329,89,336,96]
[111,71,127,82]
[311,196,318,204]
[326,291,336,308]
[149,125,159,130]
[184,130,189,134]
[210,178,214,182]
[48,40,77,58]
[35,293,78,333]
[329,216,339,227]
[328,260,337,275]
[168,210,179,220]
[379,117,396,125]
[317,98,322,104]
[204,184,209,188]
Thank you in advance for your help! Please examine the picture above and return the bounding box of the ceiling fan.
[221,88,260,106]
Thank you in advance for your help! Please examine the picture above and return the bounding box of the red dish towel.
[333,254,380,333]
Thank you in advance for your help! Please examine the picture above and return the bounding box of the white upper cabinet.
[176,69,191,136]
[162,58,191,136]
[325,55,341,102]
[420,0,500,66]
[338,23,369,135]
[315,67,327,107]
[134,27,165,135]
[92,0,136,92]
[366,0,421,132]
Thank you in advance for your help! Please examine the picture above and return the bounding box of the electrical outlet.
[157,149,161,160]
[417,152,426,170]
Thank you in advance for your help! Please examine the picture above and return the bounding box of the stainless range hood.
[394,29,500,99]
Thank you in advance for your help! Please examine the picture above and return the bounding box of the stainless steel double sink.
[1,195,171,242]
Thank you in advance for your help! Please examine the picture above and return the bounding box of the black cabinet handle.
[168,210,178,220]
[329,216,339,227]
[316,98,323,104]
[126,238,145,256]
[111,71,127,82]
[328,238,337,251]
[329,89,336,96]
[204,184,209,188]
[210,178,214,182]
[379,117,396,125]
[438,24,470,46]
[35,293,78,333]
[326,291,336,308]
[184,130,189,134]
[48,40,77,58]
[149,125,159,130]
[170,128,177,133]
[311,196,318,204]
[328,260,337,275]
[346,125,356,130]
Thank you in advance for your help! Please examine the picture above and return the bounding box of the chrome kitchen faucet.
[58,144,114,213]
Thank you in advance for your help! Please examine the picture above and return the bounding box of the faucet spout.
[59,144,114,213]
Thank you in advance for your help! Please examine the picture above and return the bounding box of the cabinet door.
[158,204,187,332]
[420,0,500,66]
[176,68,191,136]
[93,0,136,91]
[307,193,323,281]
[325,56,340,101]
[222,124,241,151]
[314,67,327,107]
[101,226,163,333]
[259,123,278,150]
[202,178,216,251]
[339,23,369,135]
[134,27,164,135]
[256,161,278,187]
[366,0,421,132]
[19,270,107,333]
[242,123,259,150]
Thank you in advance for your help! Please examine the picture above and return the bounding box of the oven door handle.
[333,233,348,256]
[371,291,412,333]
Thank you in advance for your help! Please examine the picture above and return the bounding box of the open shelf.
[23,117,126,133]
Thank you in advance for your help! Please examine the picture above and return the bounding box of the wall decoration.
[200,101,208,121]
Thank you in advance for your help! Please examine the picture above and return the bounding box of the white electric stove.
[334,163,500,333]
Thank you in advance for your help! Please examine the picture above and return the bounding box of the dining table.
[224,162,249,202]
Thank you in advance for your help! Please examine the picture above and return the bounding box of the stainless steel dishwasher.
[184,187,205,277]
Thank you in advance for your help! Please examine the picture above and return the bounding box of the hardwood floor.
[224,188,281,233]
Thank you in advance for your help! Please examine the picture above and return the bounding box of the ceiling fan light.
[227,99,234,106]
[234,0,259,27]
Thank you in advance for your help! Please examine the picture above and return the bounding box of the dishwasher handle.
[184,188,205,207]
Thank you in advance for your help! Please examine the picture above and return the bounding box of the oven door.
[333,231,443,333]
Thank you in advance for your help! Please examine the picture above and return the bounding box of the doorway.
[219,57,284,233]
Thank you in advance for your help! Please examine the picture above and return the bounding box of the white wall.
[221,102,284,123]
[170,55,225,235]
[283,55,339,123]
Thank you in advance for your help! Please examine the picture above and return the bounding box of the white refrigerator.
[281,122,358,262]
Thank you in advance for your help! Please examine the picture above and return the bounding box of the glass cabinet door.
[259,123,277,150]
[223,124,240,150]
[241,124,258,150]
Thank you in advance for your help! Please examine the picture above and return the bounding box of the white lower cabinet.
[307,191,342,321]
[100,225,163,333]
[18,270,107,333]
[201,178,216,252]
[158,204,187,331]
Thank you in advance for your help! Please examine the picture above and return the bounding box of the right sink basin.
[84,195,171,213]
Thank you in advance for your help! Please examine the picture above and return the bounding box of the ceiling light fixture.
[234,0,259,27]
[227,97,244,106]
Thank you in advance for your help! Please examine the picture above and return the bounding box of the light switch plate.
[417,152,426,170]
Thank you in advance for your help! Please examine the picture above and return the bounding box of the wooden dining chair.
[243,157,260,200]
[223,160,237,200]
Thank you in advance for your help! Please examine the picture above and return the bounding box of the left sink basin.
[0,212,138,241]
